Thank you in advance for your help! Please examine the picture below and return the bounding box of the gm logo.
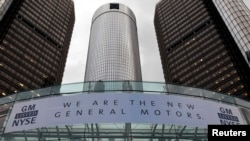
[12,104,38,127]
[218,107,240,125]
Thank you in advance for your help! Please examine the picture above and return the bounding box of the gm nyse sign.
[12,104,38,127]
[5,93,246,133]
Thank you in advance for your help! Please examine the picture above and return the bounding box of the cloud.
[63,0,250,84]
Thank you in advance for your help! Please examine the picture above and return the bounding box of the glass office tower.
[0,0,75,97]
[154,0,250,100]
[84,3,142,82]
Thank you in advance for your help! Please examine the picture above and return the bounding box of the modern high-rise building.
[1,2,250,141]
[154,0,250,100]
[84,3,142,82]
[0,0,75,97]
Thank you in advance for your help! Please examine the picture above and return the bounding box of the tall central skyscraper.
[84,3,142,82]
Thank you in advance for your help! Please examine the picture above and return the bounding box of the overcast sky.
[62,0,250,84]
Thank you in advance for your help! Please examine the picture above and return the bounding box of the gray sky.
[62,0,250,84]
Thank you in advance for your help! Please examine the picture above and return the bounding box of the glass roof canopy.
[0,81,249,141]
[3,124,207,141]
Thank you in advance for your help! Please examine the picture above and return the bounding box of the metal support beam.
[91,123,94,141]
[65,125,72,139]
[95,123,100,141]
[125,123,131,141]
[23,130,28,141]
[150,124,157,141]
[193,127,198,141]
[56,126,60,141]
[161,124,165,137]
[168,124,173,133]
[179,126,186,136]
[37,128,45,141]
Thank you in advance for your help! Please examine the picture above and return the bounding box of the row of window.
[35,0,74,20]
[13,19,61,57]
[19,9,64,45]
[0,55,42,88]
[168,28,218,66]
[171,47,229,84]
[0,65,41,89]
[28,0,71,31]
[158,0,197,18]
[164,14,210,46]
[23,1,71,44]
[159,0,204,33]
[8,24,59,72]
[0,44,49,82]
[6,33,58,74]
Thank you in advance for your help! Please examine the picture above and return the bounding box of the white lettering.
[212,129,247,136]
[212,129,218,136]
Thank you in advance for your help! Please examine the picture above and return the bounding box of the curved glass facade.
[213,0,250,66]
[0,0,13,20]
[84,3,142,81]
[0,81,249,140]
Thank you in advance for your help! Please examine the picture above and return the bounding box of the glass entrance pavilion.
[0,81,249,141]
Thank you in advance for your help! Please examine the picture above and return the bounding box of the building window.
[110,3,119,9]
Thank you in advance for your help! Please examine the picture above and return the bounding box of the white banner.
[5,93,245,133]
